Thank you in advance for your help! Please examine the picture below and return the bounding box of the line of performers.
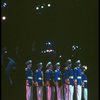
[25,59,88,100]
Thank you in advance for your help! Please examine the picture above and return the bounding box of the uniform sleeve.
[45,70,49,81]
[74,68,77,80]
[60,71,63,80]
[82,73,84,82]
[83,74,88,82]
[54,70,58,81]
[42,71,44,81]
[85,75,88,81]
[65,70,69,80]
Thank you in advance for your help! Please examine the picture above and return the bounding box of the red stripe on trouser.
[36,86,43,100]
[56,86,62,100]
[47,86,51,100]
[26,86,32,100]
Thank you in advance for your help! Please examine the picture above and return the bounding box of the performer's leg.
[26,86,28,100]
[26,86,31,100]
[38,86,42,100]
[77,85,82,100]
[36,86,41,100]
[47,86,51,100]
[84,88,88,100]
[64,84,68,100]
[69,85,74,100]
[51,86,55,100]
[60,86,63,100]
[56,85,61,100]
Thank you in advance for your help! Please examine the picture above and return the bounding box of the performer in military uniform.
[34,62,44,100]
[45,62,55,100]
[54,62,63,100]
[74,60,83,100]
[63,60,69,100]
[25,60,33,100]
[82,65,88,100]
[63,59,74,100]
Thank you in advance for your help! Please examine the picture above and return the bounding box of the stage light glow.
[46,50,49,52]
[49,49,53,52]
[47,4,51,7]
[3,2,7,7]
[4,51,7,53]
[41,5,44,8]
[76,46,78,48]
[48,42,51,45]
[2,16,6,20]
[36,7,39,10]
[59,55,62,58]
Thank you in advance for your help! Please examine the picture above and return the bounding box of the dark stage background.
[1,0,98,100]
